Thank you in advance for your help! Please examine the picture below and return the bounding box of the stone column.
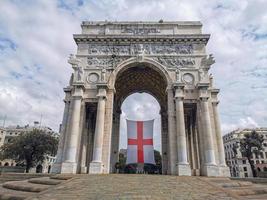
[200,97,218,176]
[174,84,191,176]
[212,101,230,176]
[161,111,168,175]
[79,102,88,173]
[110,111,120,173]
[51,98,70,173]
[61,87,83,173]
[167,88,177,175]
[89,87,106,174]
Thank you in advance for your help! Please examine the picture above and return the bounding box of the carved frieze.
[156,57,195,68]
[87,57,130,68]
[88,44,193,55]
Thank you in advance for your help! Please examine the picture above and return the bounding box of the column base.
[218,165,230,177]
[177,163,191,176]
[89,162,103,174]
[50,162,62,174]
[61,162,77,174]
[202,165,219,177]
[80,166,88,174]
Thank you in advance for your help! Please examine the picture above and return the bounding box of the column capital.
[173,83,185,99]
[199,97,209,102]
[96,84,108,99]
[211,100,220,105]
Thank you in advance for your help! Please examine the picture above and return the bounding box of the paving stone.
[31,175,237,200]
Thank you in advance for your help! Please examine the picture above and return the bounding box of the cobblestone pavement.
[31,175,237,200]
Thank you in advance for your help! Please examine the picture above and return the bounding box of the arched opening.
[48,165,51,173]
[36,164,43,173]
[110,63,168,174]
[4,162,9,166]
[118,93,162,174]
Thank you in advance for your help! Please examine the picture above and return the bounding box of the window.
[244,173,248,177]
[261,161,264,164]
[251,160,255,164]
[260,152,264,158]
[256,160,260,164]
[244,167,247,171]
[255,153,259,159]
[242,160,246,164]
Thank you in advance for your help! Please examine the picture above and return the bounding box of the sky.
[0,0,267,151]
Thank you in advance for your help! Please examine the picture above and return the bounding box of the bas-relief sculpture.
[52,21,230,177]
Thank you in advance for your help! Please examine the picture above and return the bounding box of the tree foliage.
[0,129,58,172]
[238,130,264,177]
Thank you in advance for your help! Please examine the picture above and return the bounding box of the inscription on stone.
[121,25,160,35]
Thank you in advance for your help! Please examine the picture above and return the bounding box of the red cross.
[128,121,153,163]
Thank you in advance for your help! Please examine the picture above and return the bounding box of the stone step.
[226,185,267,196]
[219,181,253,188]
[50,175,73,180]
[0,185,34,200]
[3,180,50,193]
[28,177,62,185]
[243,194,267,199]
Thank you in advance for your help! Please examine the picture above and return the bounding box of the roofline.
[81,21,203,26]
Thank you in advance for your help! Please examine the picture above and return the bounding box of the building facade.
[0,122,59,173]
[52,21,230,177]
[223,128,267,177]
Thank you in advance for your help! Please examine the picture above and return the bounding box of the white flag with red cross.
[126,119,155,164]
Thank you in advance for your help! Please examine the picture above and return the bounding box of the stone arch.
[109,59,170,174]
[108,57,172,90]
[4,162,9,166]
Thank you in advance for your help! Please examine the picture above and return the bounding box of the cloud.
[0,0,266,152]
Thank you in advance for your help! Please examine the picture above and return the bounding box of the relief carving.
[156,57,195,68]
[88,44,193,55]
[87,57,130,68]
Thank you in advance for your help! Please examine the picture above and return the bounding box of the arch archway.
[109,62,169,174]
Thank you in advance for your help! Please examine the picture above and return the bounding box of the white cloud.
[0,0,266,151]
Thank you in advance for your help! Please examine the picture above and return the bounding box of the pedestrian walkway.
[33,175,236,200]
[1,174,267,200]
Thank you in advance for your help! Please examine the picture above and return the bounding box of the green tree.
[0,129,58,173]
[235,130,264,177]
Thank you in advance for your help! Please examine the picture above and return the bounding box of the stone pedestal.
[61,162,78,174]
[80,166,88,174]
[89,162,103,174]
[177,164,191,176]
[51,163,62,174]
[218,166,231,177]
[202,165,219,177]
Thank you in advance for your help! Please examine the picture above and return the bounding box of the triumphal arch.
[52,21,230,177]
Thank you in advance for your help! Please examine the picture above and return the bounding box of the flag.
[126,119,155,164]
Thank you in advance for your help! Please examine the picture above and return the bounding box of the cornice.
[73,34,210,44]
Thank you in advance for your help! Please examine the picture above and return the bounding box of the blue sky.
[0,0,267,151]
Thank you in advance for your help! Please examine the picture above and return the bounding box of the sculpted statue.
[199,68,204,81]
[209,74,214,87]
[176,69,181,82]
[77,66,83,81]
[101,69,106,82]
